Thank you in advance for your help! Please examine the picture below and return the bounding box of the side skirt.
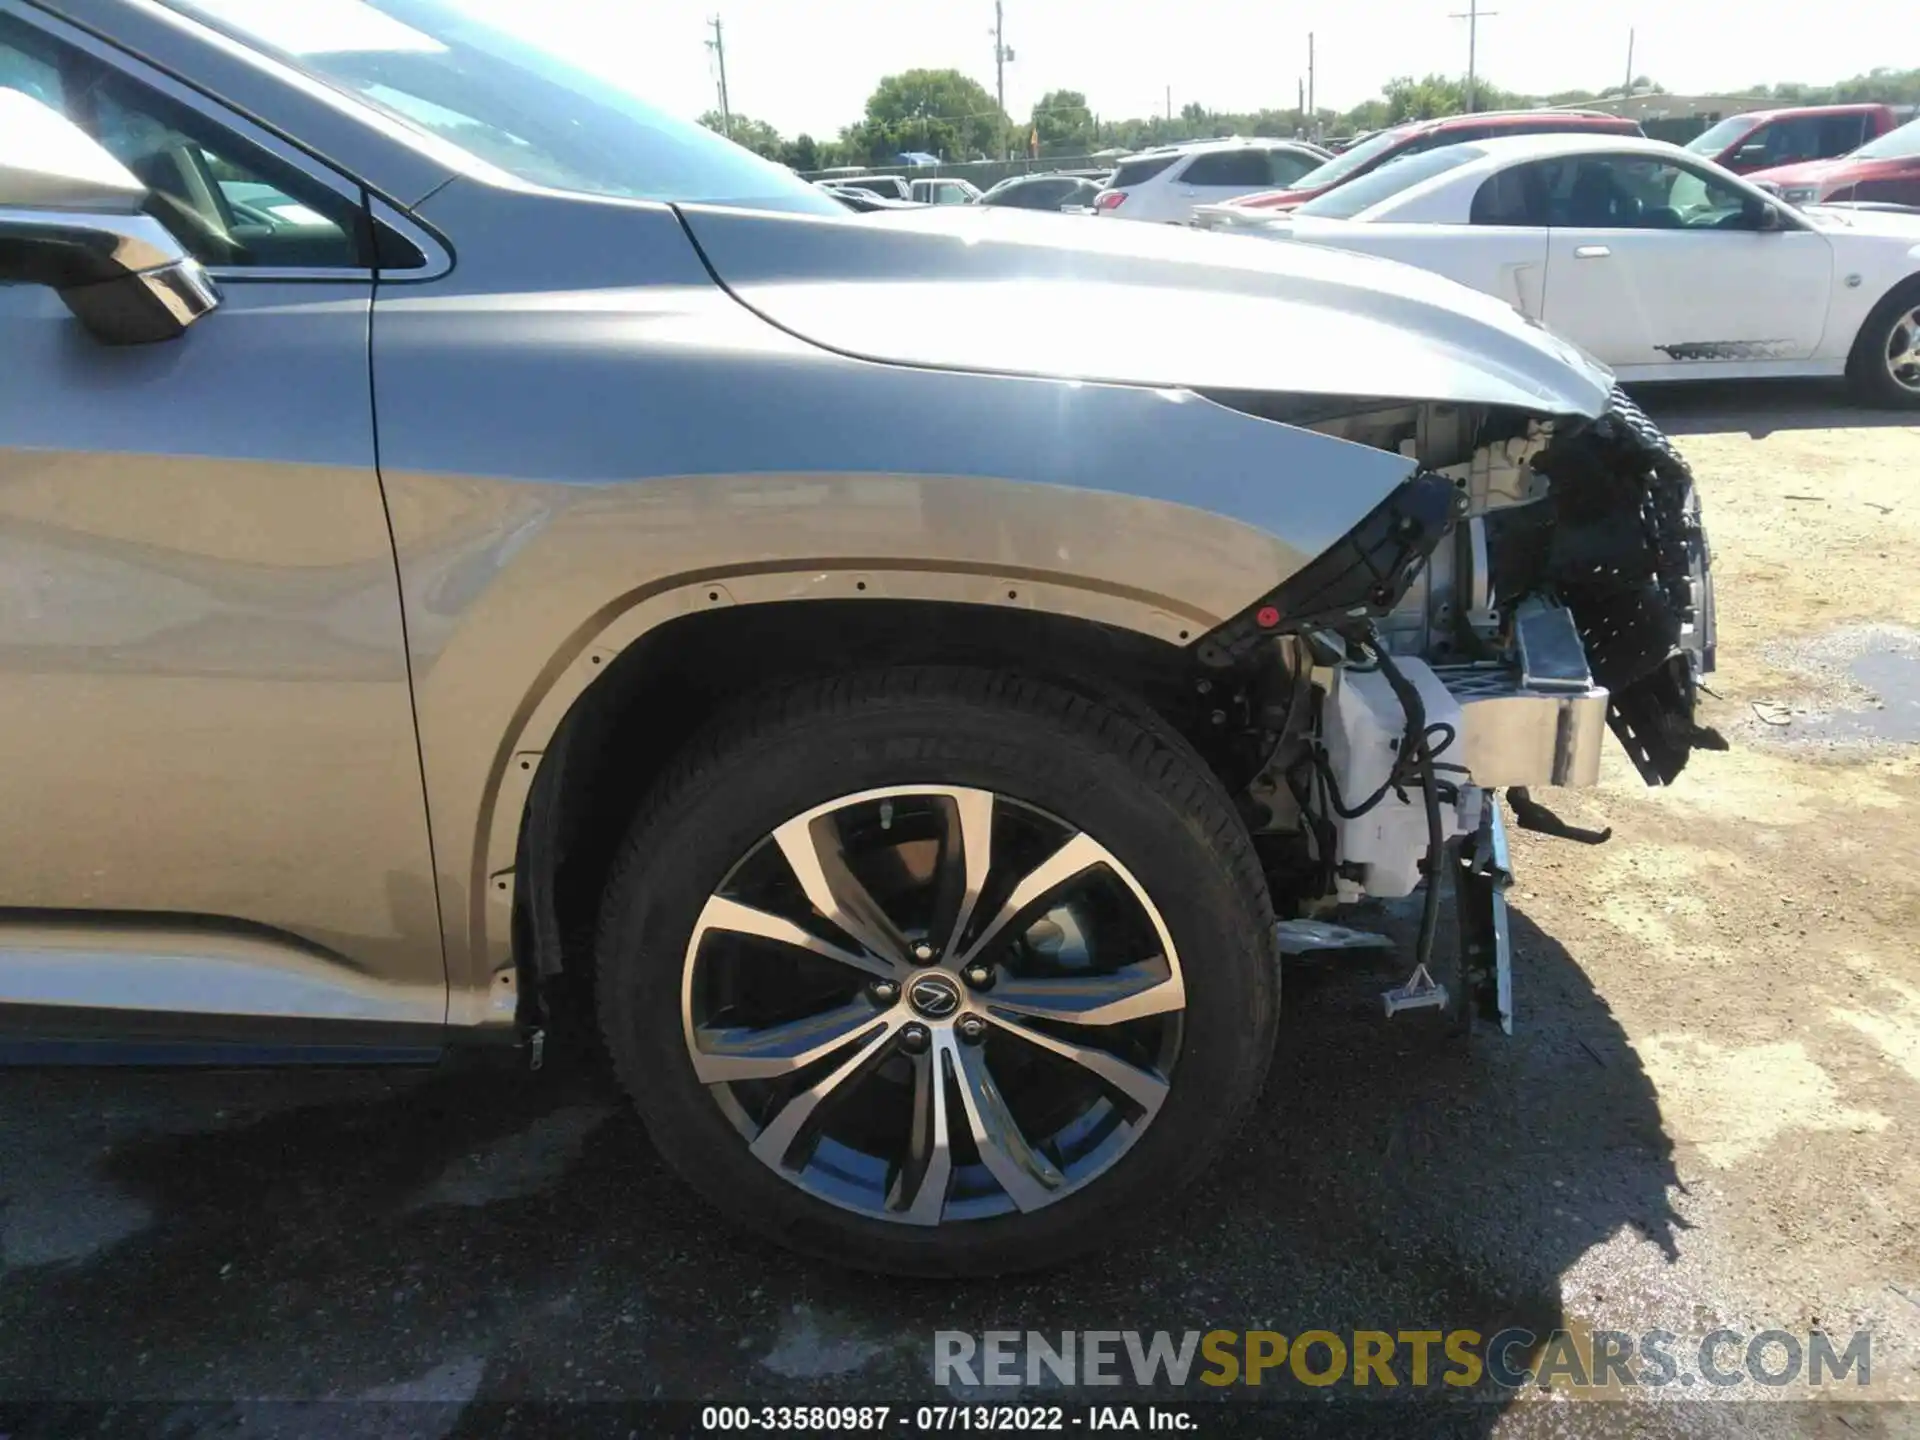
[0,1004,448,1067]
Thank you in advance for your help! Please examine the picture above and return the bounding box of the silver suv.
[0,0,1715,1275]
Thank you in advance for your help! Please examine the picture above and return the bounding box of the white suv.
[909,176,983,205]
[1093,139,1329,223]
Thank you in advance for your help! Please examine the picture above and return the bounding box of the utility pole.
[1448,0,1497,113]
[991,1,1014,158]
[1307,32,1315,126]
[705,16,732,138]
[1165,84,1172,121]
[1624,28,1635,96]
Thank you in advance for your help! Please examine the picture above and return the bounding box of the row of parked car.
[820,102,1917,229]
[814,105,1920,408]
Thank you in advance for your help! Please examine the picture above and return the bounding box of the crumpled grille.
[1524,387,1723,785]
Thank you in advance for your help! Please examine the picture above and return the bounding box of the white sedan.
[1195,133,1920,408]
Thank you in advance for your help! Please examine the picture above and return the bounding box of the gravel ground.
[2,383,1917,1439]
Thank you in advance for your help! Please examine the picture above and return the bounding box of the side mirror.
[0,89,219,345]
[1739,194,1784,231]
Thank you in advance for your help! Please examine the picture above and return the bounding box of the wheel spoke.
[691,999,885,1084]
[984,956,1185,1028]
[1891,312,1920,383]
[951,1037,1065,1211]
[887,1039,954,1225]
[934,789,995,958]
[955,830,1110,968]
[748,1015,903,1169]
[693,894,897,981]
[988,1012,1172,1117]
[694,784,1187,1226]
[773,812,911,969]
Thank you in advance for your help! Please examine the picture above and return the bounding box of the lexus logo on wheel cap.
[908,974,962,1019]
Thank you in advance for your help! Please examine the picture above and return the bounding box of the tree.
[1379,73,1527,122]
[697,111,784,160]
[1342,98,1389,133]
[1031,88,1094,155]
[785,133,820,172]
[851,69,1009,163]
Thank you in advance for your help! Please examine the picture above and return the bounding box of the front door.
[1535,152,1831,369]
[0,15,442,1043]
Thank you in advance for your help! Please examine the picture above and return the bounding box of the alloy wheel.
[679,785,1185,1226]
[1888,305,1920,396]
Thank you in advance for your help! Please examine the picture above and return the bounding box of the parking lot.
[1,384,1916,1438]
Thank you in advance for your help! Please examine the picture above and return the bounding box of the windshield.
[1854,117,1920,160]
[1685,114,1764,156]
[1294,144,1486,219]
[1283,125,1419,191]
[160,0,842,214]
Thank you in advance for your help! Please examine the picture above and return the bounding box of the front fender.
[372,189,1421,1009]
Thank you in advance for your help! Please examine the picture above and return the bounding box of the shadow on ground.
[1633,379,1915,438]
[0,907,1682,1437]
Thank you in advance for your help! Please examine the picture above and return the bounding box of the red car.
[1683,103,1902,174]
[1747,116,1920,210]
[1222,110,1642,213]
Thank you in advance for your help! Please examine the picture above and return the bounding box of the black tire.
[594,666,1278,1276]
[1847,277,1920,410]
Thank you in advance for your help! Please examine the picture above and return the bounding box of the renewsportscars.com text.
[934,1328,1872,1392]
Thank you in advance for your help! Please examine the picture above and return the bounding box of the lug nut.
[869,980,899,1005]
[900,1022,931,1054]
[956,1015,988,1045]
[962,964,995,990]
[912,942,935,962]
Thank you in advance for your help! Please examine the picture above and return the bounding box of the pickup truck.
[1685,103,1903,174]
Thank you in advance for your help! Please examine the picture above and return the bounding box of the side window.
[1551,155,1760,231]
[0,15,366,269]
[1744,116,1821,166]
[0,30,62,107]
[1819,114,1868,156]
[1181,150,1272,187]
[1265,148,1319,186]
[1470,162,1551,225]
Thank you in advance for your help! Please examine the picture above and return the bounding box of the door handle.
[1574,244,1611,259]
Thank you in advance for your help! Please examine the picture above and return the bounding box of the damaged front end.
[1192,386,1720,1034]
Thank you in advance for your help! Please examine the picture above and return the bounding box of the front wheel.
[1848,279,1920,410]
[594,667,1278,1275]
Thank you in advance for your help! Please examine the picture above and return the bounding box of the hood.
[674,203,1614,418]
[1803,203,1920,237]
[1749,156,1858,186]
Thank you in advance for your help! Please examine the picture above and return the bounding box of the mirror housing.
[1742,194,1785,232]
[0,89,219,345]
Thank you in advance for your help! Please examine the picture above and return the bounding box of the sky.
[453,0,1912,137]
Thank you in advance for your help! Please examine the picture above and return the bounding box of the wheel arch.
[1848,268,1920,366]
[467,577,1236,1029]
